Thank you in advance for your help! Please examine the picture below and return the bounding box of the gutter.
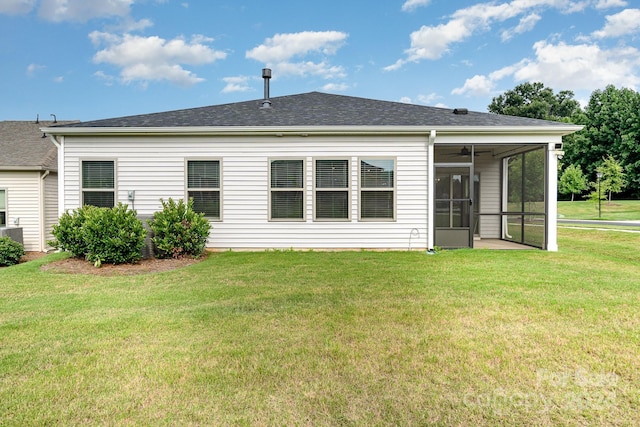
[40,124,584,138]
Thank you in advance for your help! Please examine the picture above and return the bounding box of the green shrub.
[0,237,25,267]
[83,203,146,265]
[49,205,97,258]
[148,198,211,259]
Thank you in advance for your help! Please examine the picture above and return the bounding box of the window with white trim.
[0,189,6,227]
[359,158,395,221]
[187,160,221,219]
[315,159,349,220]
[270,159,304,220]
[82,160,115,207]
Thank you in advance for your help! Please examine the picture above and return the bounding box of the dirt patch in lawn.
[16,252,205,276]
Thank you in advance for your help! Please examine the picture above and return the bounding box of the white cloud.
[401,0,431,12]
[501,13,541,41]
[591,8,640,38]
[26,63,45,76]
[322,82,349,92]
[246,31,348,79]
[91,32,227,86]
[38,0,133,22]
[53,76,64,83]
[595,0,627,10]
[0,0,36,15]
[452,75,496,96]
[221,76,253,93]
[398,93,443,105]
[453,40,640,98]
[386,0,600,70]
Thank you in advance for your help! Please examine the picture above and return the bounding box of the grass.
[2,229,640,426]
[558,200,640,221]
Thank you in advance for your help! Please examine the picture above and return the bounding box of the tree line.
[488,82,638,200]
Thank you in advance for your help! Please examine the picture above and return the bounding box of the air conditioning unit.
[0,227,23,245]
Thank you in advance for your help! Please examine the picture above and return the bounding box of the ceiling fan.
[449,146,491,157]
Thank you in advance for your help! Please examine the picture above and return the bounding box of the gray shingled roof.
[54,92,571,129]
[0,120,75,170]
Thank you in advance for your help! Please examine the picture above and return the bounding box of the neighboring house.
[0,120,74,252]
[43,85,581,251]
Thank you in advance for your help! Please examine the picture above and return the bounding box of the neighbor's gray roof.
[0,120,76,170]
[53,92,574,129]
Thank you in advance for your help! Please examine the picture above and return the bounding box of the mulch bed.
[13,252,204,276]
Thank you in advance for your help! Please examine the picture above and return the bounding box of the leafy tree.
[598,155,627,201]
[558,164,588,201]
[571,85,640,197]
[488,82,581,121]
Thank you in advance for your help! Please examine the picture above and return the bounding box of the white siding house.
[44,90,581,251]
[0,121,70,252]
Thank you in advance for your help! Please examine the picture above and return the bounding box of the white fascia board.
[41,124,583,137]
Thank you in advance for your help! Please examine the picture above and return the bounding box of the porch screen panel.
[187,160,220,218]
[270,160,304,220]
[315,159,349,220]
[505,147,546,248]
[360,159,395,220]
[82,160,115,208]
[0,189,5,226]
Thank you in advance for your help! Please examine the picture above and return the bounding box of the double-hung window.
[359,158,396,221]
[187,160,221,219]
[82,160,115,208]
[315,159,349,220]
[270,159,304,220]
[0,189,6,226]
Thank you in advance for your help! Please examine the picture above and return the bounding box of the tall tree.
[488,82,581,121]
[572,85,640,197]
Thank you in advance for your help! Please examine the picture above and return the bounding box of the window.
[315,159,349,220]
[82,160,115,207]
[359,158,395,220]
[187,160,221,219]
[270,159,304,220]
[0,189,6,227]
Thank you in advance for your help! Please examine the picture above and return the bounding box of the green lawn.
[2,229,640,426]
[558,199,640,221]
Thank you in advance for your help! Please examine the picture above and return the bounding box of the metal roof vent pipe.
[453,108,468,115]
[261,68,272,109]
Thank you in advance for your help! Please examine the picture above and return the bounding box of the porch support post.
[427,130,436,251]
[546,142,560,252]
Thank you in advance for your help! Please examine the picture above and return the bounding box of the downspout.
[427,130,436,252]
[39,170,50,252]
[49,135,65,218]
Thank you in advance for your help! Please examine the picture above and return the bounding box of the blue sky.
[1,0,639,121]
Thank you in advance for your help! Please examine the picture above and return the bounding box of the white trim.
[427,130,436,251]
[41,124,583,137]
[547,142,560,252]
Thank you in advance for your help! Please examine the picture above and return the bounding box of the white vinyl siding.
[187,159,221,219]
[0,171,43,251]
[60,135,429,250]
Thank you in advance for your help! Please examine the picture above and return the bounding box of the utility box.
[137,216,155,259]
[0,227,23,245]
